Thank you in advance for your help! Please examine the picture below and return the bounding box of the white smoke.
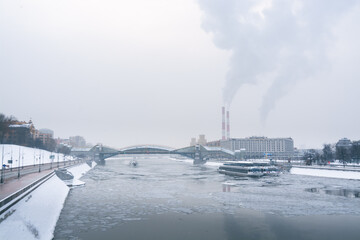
[197,0,357,121]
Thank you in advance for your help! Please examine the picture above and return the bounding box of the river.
[54,156,360,240]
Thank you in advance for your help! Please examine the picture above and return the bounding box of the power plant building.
[220,137,294,160]
[203,107,294,159]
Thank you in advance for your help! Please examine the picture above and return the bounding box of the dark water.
[306,187,360,198]
[54,157,360,240]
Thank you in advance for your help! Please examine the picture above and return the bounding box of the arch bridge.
[78,144,234,165]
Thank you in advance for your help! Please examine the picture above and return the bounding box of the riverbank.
[291,166,360,180]
[0,162,96,240]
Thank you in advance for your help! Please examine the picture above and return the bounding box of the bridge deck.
[73,144,235,164]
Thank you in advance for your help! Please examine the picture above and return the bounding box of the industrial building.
[204,106,295,160]
[219,137,294,160]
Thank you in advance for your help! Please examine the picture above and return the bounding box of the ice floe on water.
[53,157,360,239]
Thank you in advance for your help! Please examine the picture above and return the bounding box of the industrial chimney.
[226,110,230,139]
[222,106,226,140]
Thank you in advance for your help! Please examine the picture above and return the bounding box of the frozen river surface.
[54,157,360,240]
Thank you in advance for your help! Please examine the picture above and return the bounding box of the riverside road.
[1,160,81,183]
[0,160,82,203]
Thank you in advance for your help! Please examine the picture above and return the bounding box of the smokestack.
[222,106,226,140]
[226,110,230,139]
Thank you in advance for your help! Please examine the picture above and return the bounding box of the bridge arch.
[119,145,175,153]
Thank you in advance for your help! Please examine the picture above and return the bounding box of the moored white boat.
[218,162,280,177]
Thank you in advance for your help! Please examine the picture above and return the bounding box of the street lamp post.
[50,152,53,169]
[10,148,13,171]
[17,147,21,179]
[1,145,4,184]
[33,148,35,166]
[38,150,41,173]
[22,152,24,169]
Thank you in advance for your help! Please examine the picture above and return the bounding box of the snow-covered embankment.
[0,162,96,240]
[1,144,75,169]
[291,167,360,180]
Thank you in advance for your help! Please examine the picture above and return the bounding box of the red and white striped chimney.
[226,110,230,139]
[222,106,226,140]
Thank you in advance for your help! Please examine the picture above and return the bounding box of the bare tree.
[322,144,334,163]
[58,145,71,155]
[336,146,351,164]
[351,141,360,163]
[0,113,17,144]
[303,149,321,165]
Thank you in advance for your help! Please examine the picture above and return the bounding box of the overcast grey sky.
[1,0,360,149]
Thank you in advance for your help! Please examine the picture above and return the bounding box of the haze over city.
[1,0,360,149]
[2,2,360,240]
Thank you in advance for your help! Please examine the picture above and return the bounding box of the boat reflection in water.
[218,161,280,177]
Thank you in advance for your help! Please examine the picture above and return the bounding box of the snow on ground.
[67,162,97,186]
[1,144,74,169]
[0,176,69,240]
[68,163,91,179]
[205,161,223,167]
[0,162,95,240]
[291,167,360,180]
[330,161,360,167]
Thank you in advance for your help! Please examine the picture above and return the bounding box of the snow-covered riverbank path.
[0,169,53,201]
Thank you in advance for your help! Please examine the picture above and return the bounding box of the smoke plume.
[197,0,357,121]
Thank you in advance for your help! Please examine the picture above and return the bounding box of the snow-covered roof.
[9,124,31,128]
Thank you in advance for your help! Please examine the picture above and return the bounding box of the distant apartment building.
[37,128,54,145]
[220,136,294,160]
[291,148,309,160]
[190,135,207,146]
[190,138,196,146]
[56,137,70,146]
[69,136,86,148]
[206,140,221,147]
[198,134,207,145]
